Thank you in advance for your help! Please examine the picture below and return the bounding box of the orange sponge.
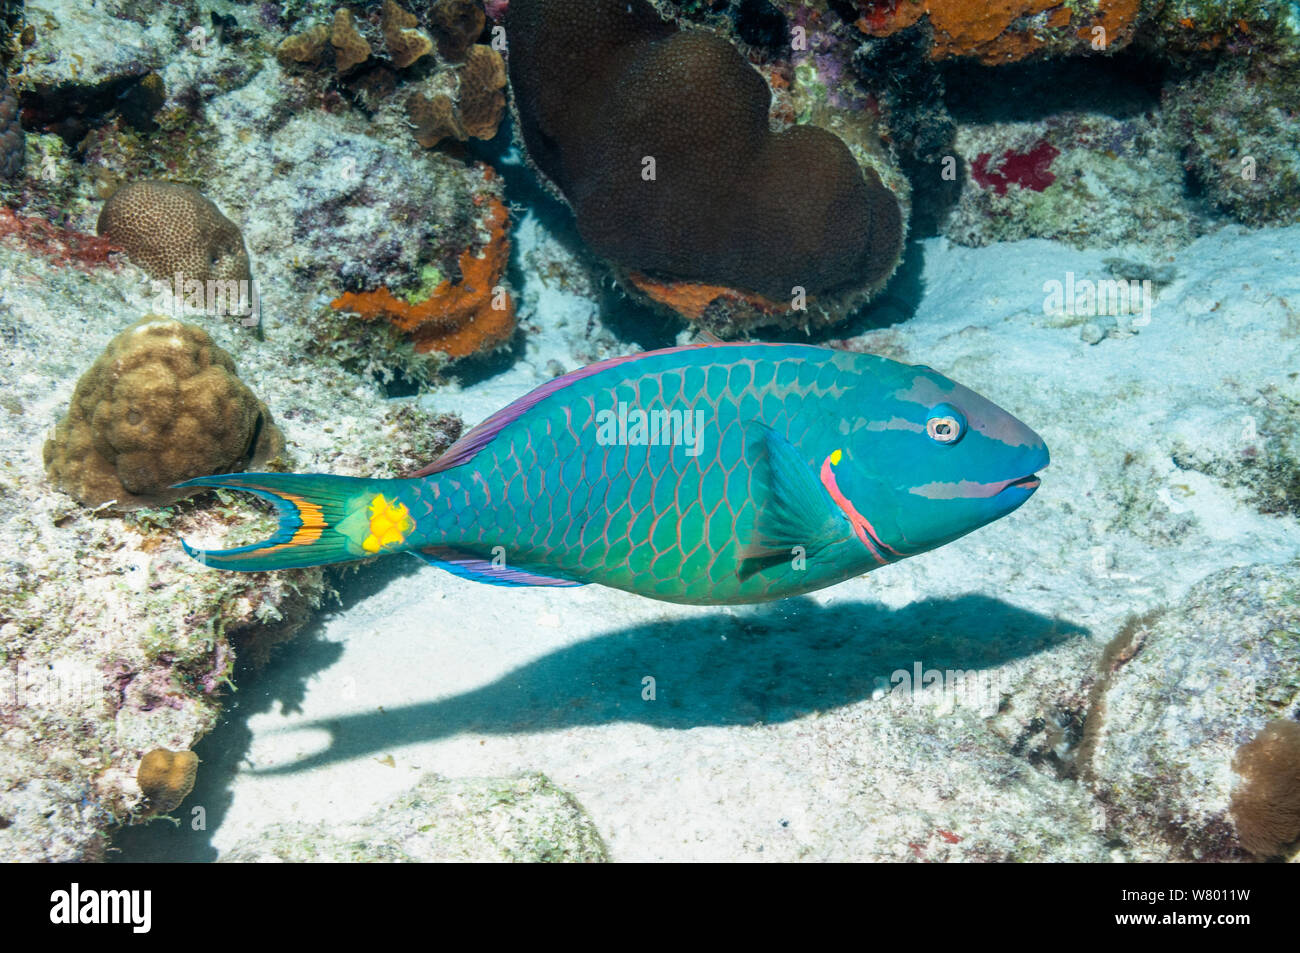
[330,196,515,359]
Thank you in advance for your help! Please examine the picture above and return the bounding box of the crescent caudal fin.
[173,472,417,572]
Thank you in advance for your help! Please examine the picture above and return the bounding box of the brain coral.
[43,317,284,509]
[506,0,902,311]
[96,181,251,288]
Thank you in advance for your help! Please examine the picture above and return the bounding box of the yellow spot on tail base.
[362,494,414,553]
[830,449,843,466]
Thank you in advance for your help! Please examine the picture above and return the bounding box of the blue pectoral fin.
[414,546,586,588]
[738,424,849,580]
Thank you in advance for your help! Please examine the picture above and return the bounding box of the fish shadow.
[254,591,1086,775]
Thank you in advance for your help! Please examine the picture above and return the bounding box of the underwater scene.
[0,0,1297,865]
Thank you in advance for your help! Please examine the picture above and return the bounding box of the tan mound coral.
[43,317,284,509]
[96,181,251,288]
[407,44,506,146]
[137,749,199,813]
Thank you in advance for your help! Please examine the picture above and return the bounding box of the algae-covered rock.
[43,316,284,509]
[1082,561,1300,860]
[1162,54,1300,228]
[945,116,1199,250]
[219,773,609,862]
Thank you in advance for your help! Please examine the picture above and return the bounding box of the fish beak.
[998,444,1048,497]
[1006,474,1041,491]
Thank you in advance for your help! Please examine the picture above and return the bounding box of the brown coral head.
[432,0,486,62]
[331,7,372,72]
[97,180,251,288]
[276,23,331,67]
[458,44,506,140]
[507,0,903,302]
[1230,719,1300,859]
[382,0,435,69]
[43,317,284,510]
[406,45,505,148]
[137,748,199,813]
[408,91,463,147]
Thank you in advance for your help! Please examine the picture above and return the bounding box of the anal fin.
[415,546,586,588]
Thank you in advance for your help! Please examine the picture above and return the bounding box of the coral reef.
[136,748,199,814]
[507,0,903,330]
[2,0,1295,865]
[43,317,284,509]
[0,191,444,859]
[1230,719,1300,859]
[96,181,251,288]
[1082,562,1300,860]
[219,772,609,862]
[277,2,439,73]
[13,0,179,149]
[330,193,516,358]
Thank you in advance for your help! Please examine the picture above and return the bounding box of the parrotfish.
[178,343,1048,605]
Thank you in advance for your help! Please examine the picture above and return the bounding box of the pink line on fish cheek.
[818,456,890,566]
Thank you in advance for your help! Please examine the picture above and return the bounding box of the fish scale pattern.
[407,345,876,603]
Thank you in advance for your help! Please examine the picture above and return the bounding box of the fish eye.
[926,403,966,445]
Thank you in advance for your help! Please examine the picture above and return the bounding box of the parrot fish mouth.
[911,472,1044,500]
[1002,474,1041,493]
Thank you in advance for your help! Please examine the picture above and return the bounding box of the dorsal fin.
[406,341,777,478]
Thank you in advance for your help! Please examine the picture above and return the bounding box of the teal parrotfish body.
[177,343,1049,605]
